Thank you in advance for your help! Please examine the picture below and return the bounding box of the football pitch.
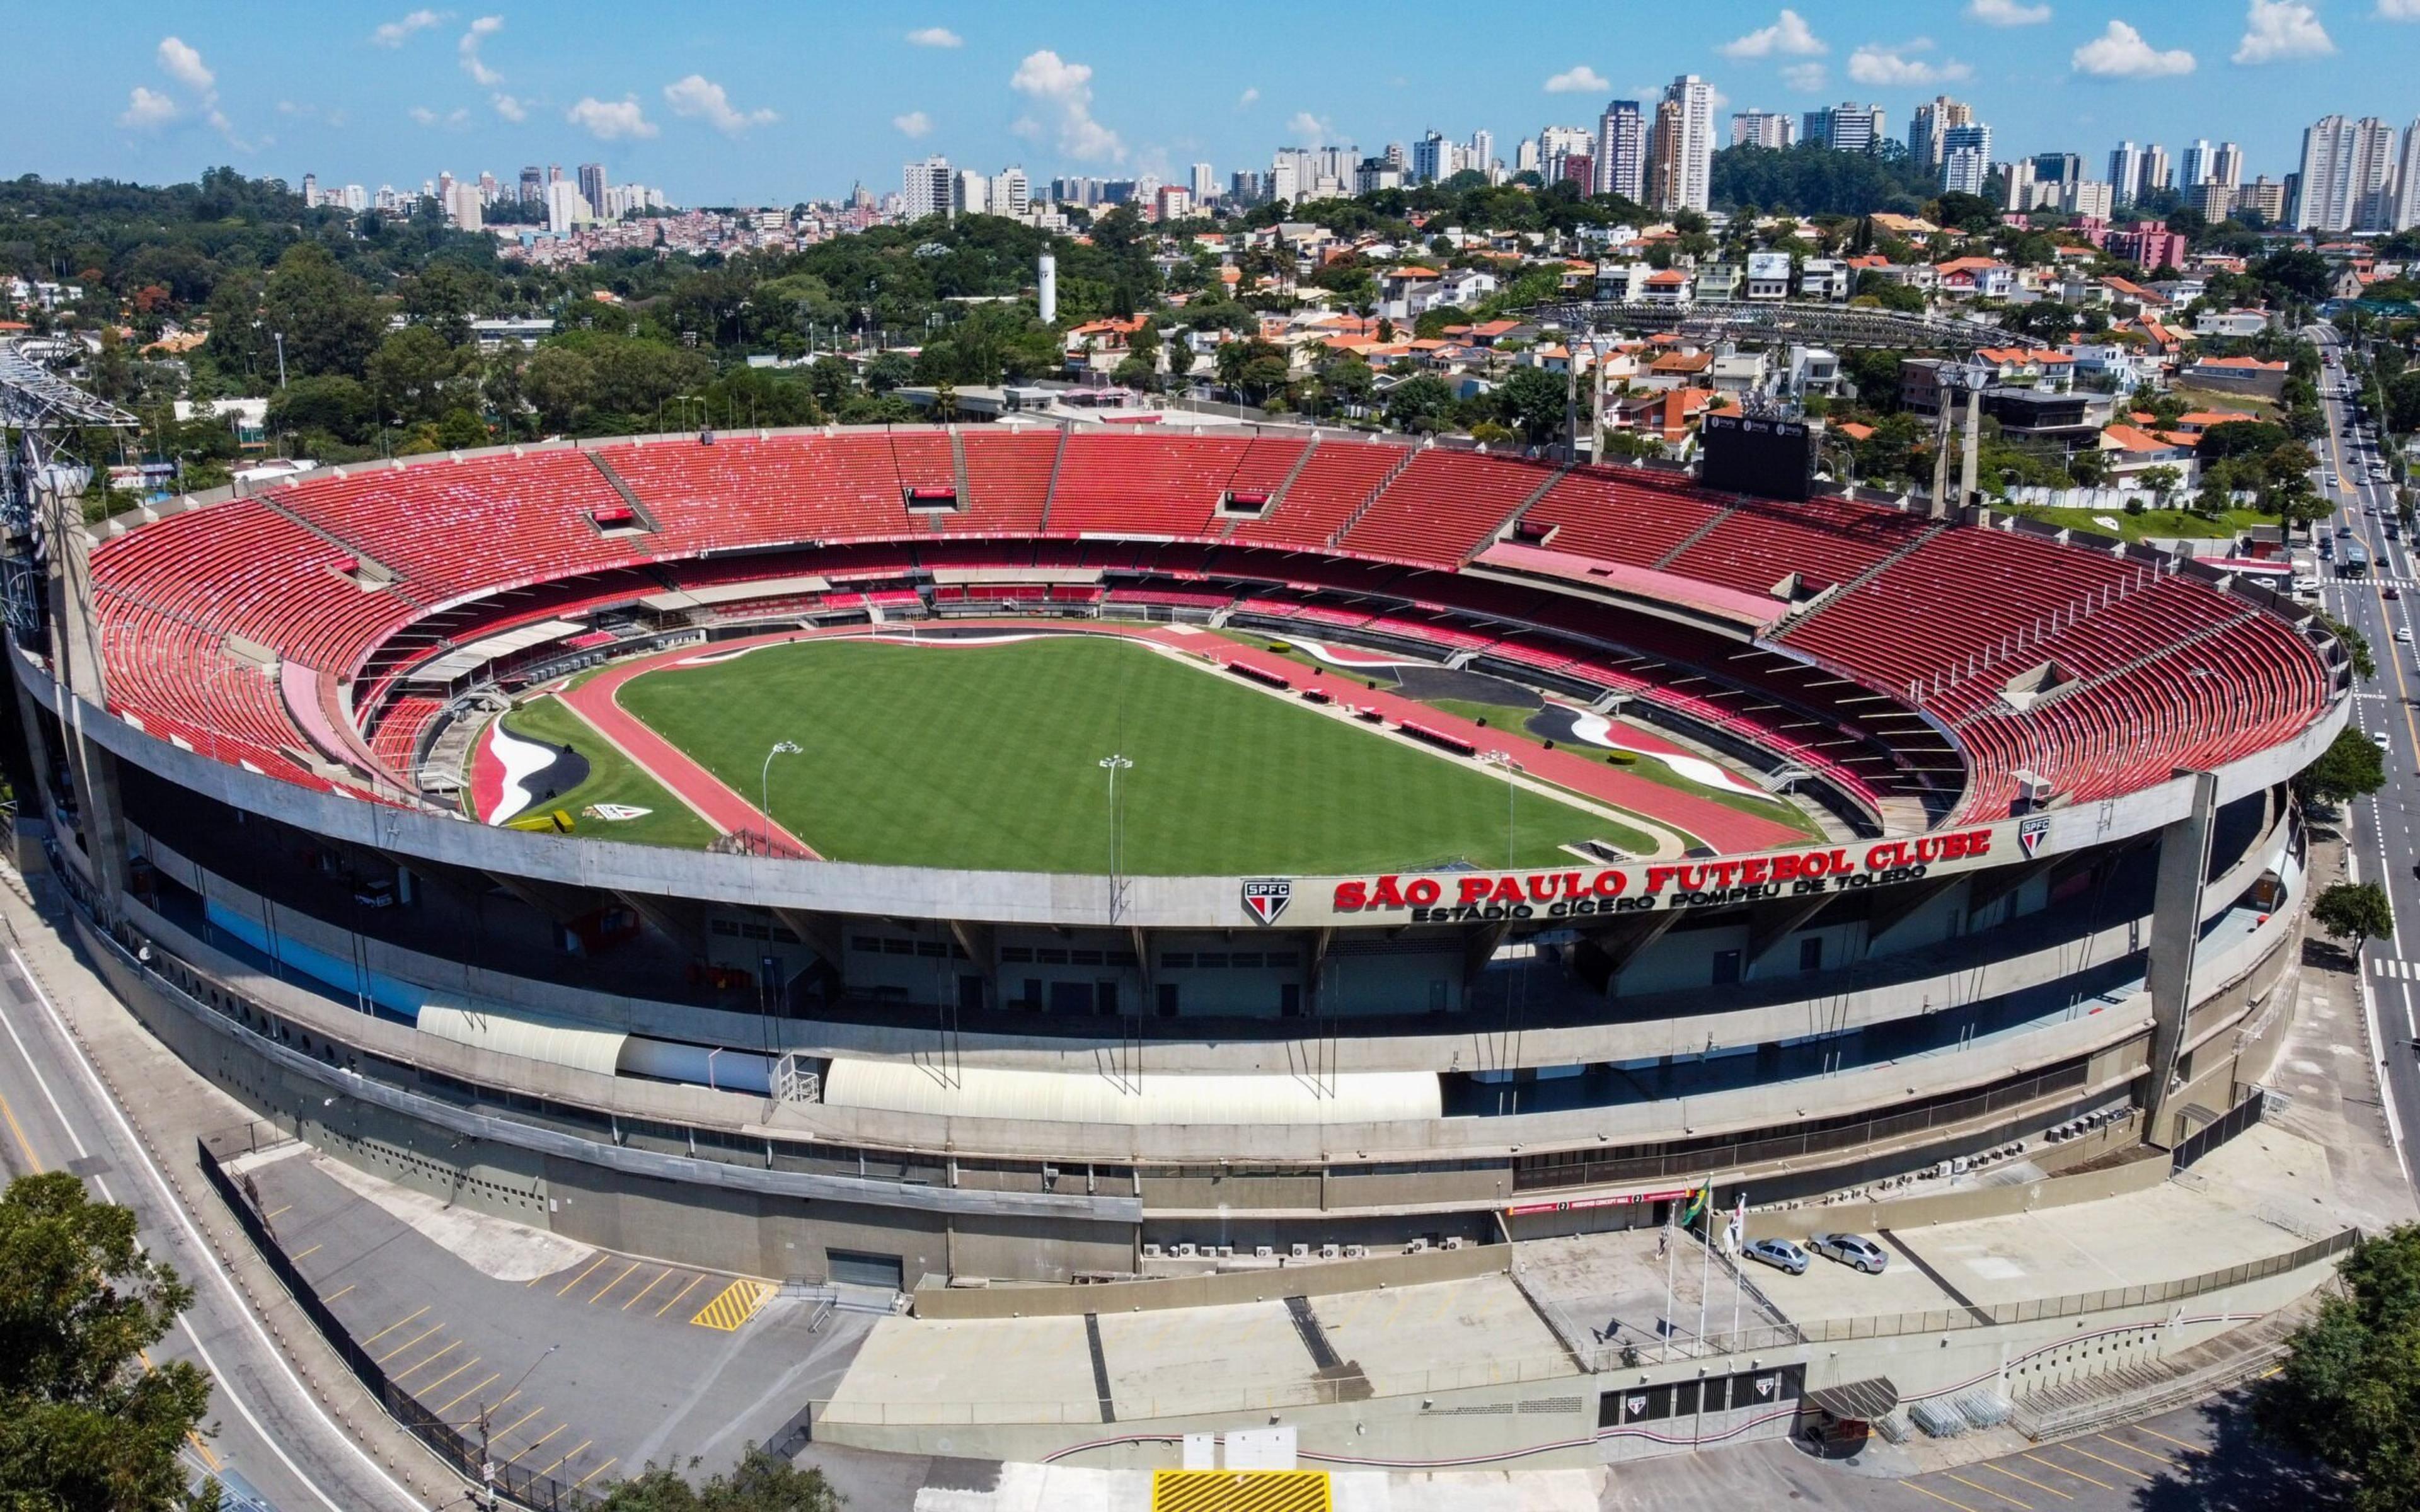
[611,634,1652,874]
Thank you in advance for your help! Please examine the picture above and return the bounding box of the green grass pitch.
[613,635,1653,874]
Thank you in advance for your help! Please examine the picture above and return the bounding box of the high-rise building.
[1189,162,1216,204]
[2211,142,2244,189]
[1467,130,1494,178]
[1515,138,1541,175]
[2236,176,2287,224]
[1412,130,1452,184]
[542,179,591,236]
[2031,152,2082,186]
[2191,183,2235,221]
[2064,180,2114,220]
[1596,99,1645,202]
[1940,123,1993,197]
[2181,139,2211,188]
[2140,144,2171,199]
[2107,142,2143,205]
[444,181,483,231]
[2396,122,2420,231]
[300,173,318,207]
[902,155,953,219]
[1228,170,1267,206]
[576,163,609,216]
[519,165,543,202]
[1649,76,1714,213]
[478,171,499,204]
[991,166,1030,217]
[953,170,991,215]
[1908,96,1973,174]
[1804,101,1886,154]
[1731,110,1796,149]
[2296,115,2399,231]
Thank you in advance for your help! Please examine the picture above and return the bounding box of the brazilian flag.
[1678,1184,1710,1230]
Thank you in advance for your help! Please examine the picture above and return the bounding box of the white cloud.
[157,37,214,92]
[1719,9,1826,59]
[892,110,933,138]
[905,26,961,47]
[408,105,468,128]
[371,9,447,47]
[2378,0,2420,17]
[663,74,776,134]
[1236,86,1259,108]
[566,96,657,140]
[2233,0,2334,61]
[1966,0,2051,23]
[1544,64,1611,94]
[491,93,526,122]
[119,86,180,129]
[1286,110,1334,144]
[2071,20,2196,77]
[1782,61,1829,91]
[1847,41,1972,86]
[1009,49,1124,162]
[459,15,504,86]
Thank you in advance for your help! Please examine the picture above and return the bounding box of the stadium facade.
[5,423,2344,1289]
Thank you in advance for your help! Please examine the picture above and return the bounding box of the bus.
[2343,542,2371,578]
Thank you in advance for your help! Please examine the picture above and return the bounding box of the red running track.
[555,621,1808,861]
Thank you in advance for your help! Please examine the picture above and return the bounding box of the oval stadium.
[11,416,2346,1311]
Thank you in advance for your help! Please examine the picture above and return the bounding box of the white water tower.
[1038,251,1058,324]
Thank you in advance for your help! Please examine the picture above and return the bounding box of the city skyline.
[9,2,2419,207]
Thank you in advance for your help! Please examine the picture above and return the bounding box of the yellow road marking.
[2095,1433,2174,1467]
[517,1423,565,1457]
[0,1089,42,1169]
[390,1339,462,1380]
[376,1324,444,1363]
[2127,1424,2200,1452]
[289,1244,321,1262]
[491,1404,546,1445]
[417,1355,481,1397]
[589,1261,640,1304]
[187,1431,222,1471]
[622,1268,672,1312]
[655,1272,707,1318]
[689,1277,774,1331]
[2023,1452,2110,1491]
[555,1254,610,1297]
[321,1283,355,1303]
[264,1205,291,1220]
[572,1457,619,1488]
[1904,1484,1985,1512]
[360,1304,430,1346]
[434,1372,502,1415]
[2061,1444,2152,1481]
[534,1438,592,1478]
[1982,1462,2070,1500]
[1945,1472,2029,1509]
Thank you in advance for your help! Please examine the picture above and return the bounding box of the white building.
[2395,123,2420,232]
[1941,123,1993,197]
[1188,163,1216,205]
[542,180,592,235]
[1908,96,1973,175]
[2296,115,2399,232]
[1731,110,1795,149]
[1654,76,1714,214]
[903,156,954,219]
[1595,99,1645,202]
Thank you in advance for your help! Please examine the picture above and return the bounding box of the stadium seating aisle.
[1340,449,1559,567]
[1044,433,1253,536]
[1515,466,1727,567]
[954,430,1057,533]
[1225,438,1409,548]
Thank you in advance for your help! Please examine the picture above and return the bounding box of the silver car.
[1808,1232,1890,1274]
[1742,1237,1809,1275]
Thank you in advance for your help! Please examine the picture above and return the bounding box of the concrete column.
[45,513,130,915]
[1957,384,1981,509]
[2141,770,2219,1143]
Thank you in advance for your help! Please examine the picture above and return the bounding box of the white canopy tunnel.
[820,1058,1443,1126]
[416,1003,629,1077]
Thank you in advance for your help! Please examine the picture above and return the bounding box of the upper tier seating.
[1227,439,1410,548]
[1046,433,1256,536]
[1340,450,1560,567]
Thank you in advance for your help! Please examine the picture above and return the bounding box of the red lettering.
[1645,866,1679,893]
[1968,828,1993,857]
[1940,833,1969,861]
[1830,849,1852,875]
[1866,842,1903,871]
[1592,869,1628,897]
[1772,854,1802,882]
[1489,876,1525,905]
[1802,850,1833,878]
[1405,878,1442,906]
[1459,877,1495,906]
[1334,881,1367,911]
[1372,875,1405,908]
[1742,857,1769,886]
[1524,874,1561,903]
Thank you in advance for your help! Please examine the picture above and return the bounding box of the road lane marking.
[321,1284,355,1303]
[554,1254,609,1297]
[516,1423,565,1457]
[572,1457,619,1489]
[434,1372,502,1416]
[491,1404,546,1445]
[1983,1462,2071,1499]
[2129,1424,2200,1452]
[622,1268,672,1312]
[388,1338,461,1378]
[534,1438,592,1478]
[415,1355,481,1397]
[360,1304,430,1346]
[655,1272,708,1318]
[0,1089,42,1169]
[2096,1433,2175,1466]
[289,1244,321,1262]
[1904,1484,1985,1512]
[589,1259,641,1304]
[2060,1444,2152,1480]
[1944,1472,2029,1509]
[2022,1452,2111,1489]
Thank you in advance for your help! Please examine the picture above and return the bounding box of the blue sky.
[11,2,2417,205]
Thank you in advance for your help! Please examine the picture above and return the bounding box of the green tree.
[2312,881,2397,946]
[1494,367,1568,445]
[366,326,463,424]
[2138,464,2183,510]
[2298,724,2387,804]
[0,1172,216,1512]
[523,346,596,433]
[594,1448,841,1511]
[2256,1225,2420,1511]
[1384,375,1456,433]
[258,243,384,381]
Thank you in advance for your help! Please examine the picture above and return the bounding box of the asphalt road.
[0,938,424,1512]
[2303,323,2420,1200]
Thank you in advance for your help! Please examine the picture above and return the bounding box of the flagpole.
[1696,1185,1712,1357]
[1662,1205,1676,1359]
[1731,1192,1744,1346]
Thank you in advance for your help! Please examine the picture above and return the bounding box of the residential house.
[2192,307,2272,338]
[2179,355,2289,400]
[1797,258,1852,302]
[1933,258,2015,298]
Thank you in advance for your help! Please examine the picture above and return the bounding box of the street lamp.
[1097,754,1133,881]
[761,740,800,854]
[1479,752,1523,869]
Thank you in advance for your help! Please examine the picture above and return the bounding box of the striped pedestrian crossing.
[2372,958,2420,980]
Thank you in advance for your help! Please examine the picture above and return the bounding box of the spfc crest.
[1241,878,1292,926]
[2019,815,2051,859]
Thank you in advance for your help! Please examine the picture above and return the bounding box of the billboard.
[1702,411,1817,503]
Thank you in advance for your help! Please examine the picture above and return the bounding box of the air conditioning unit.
[1343,1244,1369,1259]
[1318,1243,1342,1260]
[1253,1246,1274,1259]
[1214,1246,1235,1259]
[1442,1236,1468,1251]
[1141,1243,1163,1259]
[1404,1237,1431,1255]
[1173,1242,1199,1258]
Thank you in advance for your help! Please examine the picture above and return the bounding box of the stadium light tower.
[761,740,800,853]
[1478,752,1523,868]
[1098,753,1133,915]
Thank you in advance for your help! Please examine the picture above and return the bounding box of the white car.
[2376,731,2395,753]
[2397,627,2412,644]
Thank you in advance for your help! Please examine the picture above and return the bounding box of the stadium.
[7,415,2348,1293]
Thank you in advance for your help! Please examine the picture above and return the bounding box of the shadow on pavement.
[2128,1389,2349,1512]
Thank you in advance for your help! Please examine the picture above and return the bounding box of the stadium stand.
[1340,449,1562,566]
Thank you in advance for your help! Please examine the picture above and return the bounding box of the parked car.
[1807,1232,1891,1274]
[1742,1237,1809,1276]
